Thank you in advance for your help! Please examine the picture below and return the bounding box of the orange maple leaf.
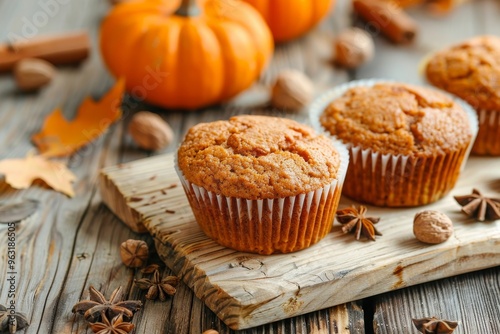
[0,154,76,197]
[32,78,125,157]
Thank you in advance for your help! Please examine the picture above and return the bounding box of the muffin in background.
[425,35,500,155]
[311,80,477,207]
[176,115,349,255]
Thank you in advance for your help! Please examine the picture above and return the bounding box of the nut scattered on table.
[334,27,375,69]
[14,58,56,92]
[120,239,149,268]
[128,111,174,151]
[202,330,219,334]
[270,69,314,111]
[413,210,453,244]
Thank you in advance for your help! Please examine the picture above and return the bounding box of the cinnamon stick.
[0,31,90,72]
[353,0,418,44]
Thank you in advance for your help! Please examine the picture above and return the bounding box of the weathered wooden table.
[1,0,499,333]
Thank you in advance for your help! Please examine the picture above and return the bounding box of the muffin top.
[425,35,500,111]
[177,115,341,200]
[320,83,472,156]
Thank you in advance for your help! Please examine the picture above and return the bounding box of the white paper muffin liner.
[175,140,349,255]
[309,79,479,207]
[472,109,500,155]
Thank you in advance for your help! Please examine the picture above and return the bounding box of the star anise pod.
[135,270,179,302]
[0,304,30,334]
[89,311,134,334]
[454,188,500,221]
[336,206,382,241]
[72,286,142,323]
[412,317,459,333]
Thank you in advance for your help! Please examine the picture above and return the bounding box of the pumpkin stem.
[175,0,201,17]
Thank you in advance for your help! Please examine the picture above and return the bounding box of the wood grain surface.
[99,152,500,330]
[0,0,499,333]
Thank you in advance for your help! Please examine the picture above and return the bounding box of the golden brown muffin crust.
[425,35,500,111]
[178,115,340,200]
[320,83,472,156]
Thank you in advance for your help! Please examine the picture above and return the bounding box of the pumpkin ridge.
[176,18,224,107]
[205,20,259,101]
[205,0,273,74]
[142,20,177,107]
[124,18,167,95]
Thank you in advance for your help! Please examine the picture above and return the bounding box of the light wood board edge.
[151,217,500,329]
[100,165,149,233]
[98,152,500,330]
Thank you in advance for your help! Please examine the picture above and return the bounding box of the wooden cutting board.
[99,153,500,330]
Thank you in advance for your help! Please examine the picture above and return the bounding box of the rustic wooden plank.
[2,0,495,333]
[373,267,500,333]
[100,151,500,330]
[0,2,126,334]
[0,2,166,334]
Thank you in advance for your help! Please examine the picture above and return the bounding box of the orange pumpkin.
[100,0,273,109]
[243,0,334,43]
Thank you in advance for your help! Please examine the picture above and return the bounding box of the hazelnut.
[120,239,149,268]
[128,111,174,151]
[334,28,375,69]
[271,69,314,111]
[14,58,56,91]
[413,210,453,244]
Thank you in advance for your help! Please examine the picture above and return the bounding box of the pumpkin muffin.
[425,35,500,155]
[312,81,477,207]
[176,115,348,254]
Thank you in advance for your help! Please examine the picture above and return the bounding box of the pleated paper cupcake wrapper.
[175,142,349,255]
[343,145,472,206]
[472,109,500,155]
[309,79,479,207]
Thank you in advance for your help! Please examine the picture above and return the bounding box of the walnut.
[120,239,149,268]
[413,210,453,244]
[14,58,55,91]
[128,111,174,151]
[334,28,375,69]
[270,69,314,111]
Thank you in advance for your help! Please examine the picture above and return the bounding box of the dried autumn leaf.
[0,154,76,197]
[32,78,125,157]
